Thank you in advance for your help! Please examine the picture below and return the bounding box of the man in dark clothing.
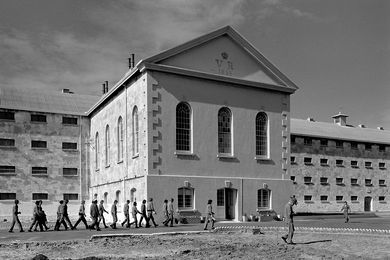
[62,199,74,229]
[147,198,158,227]
[121,200,131,228]
[129,202,142,228]
[9,199,24,232]
[162,199,169,226]
[110,200,118,229]
[341,201,351,223]
[72,200,88,230]
[281,196,298,245]
[98,200,109,228]
[203,200,215,230]
[54,200,68,231]
[89,200,101,231]
[138,200,149,228]
[167,198,175,227]
[28,201,44,232]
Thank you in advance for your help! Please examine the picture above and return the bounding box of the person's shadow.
[295,239,332,245]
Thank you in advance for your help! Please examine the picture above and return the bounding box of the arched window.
[115,190,121,204]
[218,107,232,154]
[257,189,271,209]
[132,106,139,156]
[130,188,136,202]
[95,132,99,170]
[105,125,110,166]
[103,192,108,204]
[176,102,191,151]
[117,116,123,161]
[255,112,268,157]
[178,187,194,210]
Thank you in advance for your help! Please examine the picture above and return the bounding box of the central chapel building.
[87,26,298,221]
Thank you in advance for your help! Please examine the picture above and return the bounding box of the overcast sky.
[0,0,389,129]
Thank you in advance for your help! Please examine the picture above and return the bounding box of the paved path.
[1,215,390,243]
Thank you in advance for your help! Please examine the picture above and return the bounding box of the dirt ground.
[0,230,389,260]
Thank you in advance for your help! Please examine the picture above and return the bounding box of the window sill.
[379,201,387,204]
[62,123,78,127]
[336,201,344,203]
[217,154,236,159]
[365,184,373,187]
[304,163,313,166]
[320,183,329,186]
[320,164,329,167]
[351,166,359,168]
[95,169,100,172]
[351,201,359,203]
[290,162,297,165]
[321,201,330,203]
[132,154,139,159]
[304,201,314,204]
[62,149,79,153]
[365,167,373,169]
[336,165,344,167]
[0,146,16,150]
[351,184,359,186]
[174,151,195,156]
[31,148,48,150]
[379,184,387,187]
[32,174,48,177]
[254,156,271,161]
[304,182,314,185]
[379,167,386,170]
[0,119,15,122]
[105,164,110,168]
[117,160,124,164]
[63,175,79,177]
[0,173,16,176]
[31,121,47,124]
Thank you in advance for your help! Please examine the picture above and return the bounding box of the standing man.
[129,202,142,228]
[121,200,131,228]
[162,199,169,226]
[9,199,24,233]
[167,198,175,227]
[147,198,158,228]
[89,200,101,231]
[110,200,118,229]
[98,200,109,228]
[138,199,149,228]
[341,201,351,223]
[72,200,88,230]
[203,200,215,230]
[62,199,74,230]
[281,196,298,245]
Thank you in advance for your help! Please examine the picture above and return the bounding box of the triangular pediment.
[143,26,298,91]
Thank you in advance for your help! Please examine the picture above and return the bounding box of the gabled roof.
[87,26,299,116]
[0,87,100,116]
[291,118,390,145]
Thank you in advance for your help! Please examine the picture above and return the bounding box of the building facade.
[87,26,298,222]
[290,114,390,213]
[0,88,99,220]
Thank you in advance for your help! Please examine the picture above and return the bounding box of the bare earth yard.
[0,230,389,259]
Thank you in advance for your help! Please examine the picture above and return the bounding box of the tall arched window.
[177,187,194,210]
[256,112,268,157]
[117,116,123,161]
[257,189,271,209]
[103,192,108,204]
[132,106,139,156]
[105,125,110,166]
[95,132,99,170]
[115,190,121,204]
[176,102,191,151]
[218,107,232,154]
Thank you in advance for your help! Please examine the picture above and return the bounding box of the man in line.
[89,200,101,231]
[62,199,74,230]
[167,198,175,227]
[203,199,215,230]
[147,198,158,228]
[98,200,109,228]
[121,200,131,228]
[72,200,88,230]
[9,199,24,233]
[162,199,169,226]
[110,200,118,229]
[281,196,298,245]
[129,201,142,228]
[341,201,351,223]
[54,200,68,231]
[138,200,149,228]
[28,201,43,232]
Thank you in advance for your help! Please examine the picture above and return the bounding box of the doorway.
[364,196,372,212]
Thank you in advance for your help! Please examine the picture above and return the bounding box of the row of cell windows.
[291,135,389,152]
[291,156,387,169]
[0,139,78,150]
[0,166,78,176]
[176,103,269,157]
[303,195,386,202]
[0,193,78,201]
[0,111,78,125]
[290,176,386,186]
[95,107,137,170]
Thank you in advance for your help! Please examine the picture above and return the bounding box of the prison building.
[290,113,390,213]
[0,87,99,220]
[87,26,298,222]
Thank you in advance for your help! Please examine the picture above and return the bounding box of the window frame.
[0,193,16,200]
[32,193,48,201]
[0,111,15,121]
[132,106,139,157]
[62,116,78,125]
[31,114,47,123]
[31,167,48,176]
[217,107,233,156]
[95,132,99,170]
[255,112,269,159]
[257,188,271,209]
[63,193,79,201]
[105,125,110,167]
[175,102,192,153]
[117,116,124,162]
[177,187,194,210]
[63,168,78,177]
[0,165,16,175]
[31,140,47,149]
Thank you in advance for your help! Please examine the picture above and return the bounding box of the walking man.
[89,200,101,231]
[72,200,88,230]
[138,200,149,228]
[98,200,109,228]
[62,199,74,230]
[33,200,49,231]
[129,202,142,228]
[9,199,24,233]
[168,198,175,227]
[54,200,68,231]
[203,200,215,230]
[28,201,43,232]
[121,200,131,228]
[147,198,158,227]
[341,201,351,223]
[281,196,298,245]
[162,199,169,226]
[110,200,118,229]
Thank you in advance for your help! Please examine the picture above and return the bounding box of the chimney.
[128,53,135,69]
[307,117,315,122]
[62,88,70,94]
[102,83,106,94]
[332,112,348,126]
[358,124,366,128]
[377,127,384,130]
[105,81,109,93]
